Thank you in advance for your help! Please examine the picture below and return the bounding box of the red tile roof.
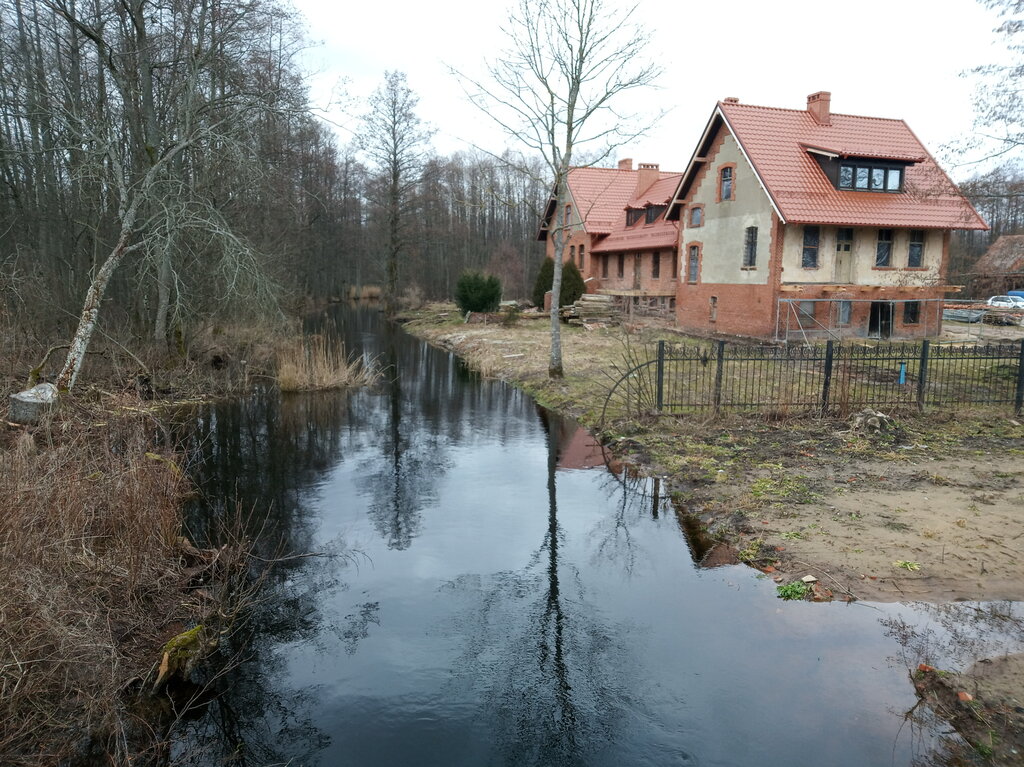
[556,165,681,252]
[672,100,987,231]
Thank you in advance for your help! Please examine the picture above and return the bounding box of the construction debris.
[560,294,620,326]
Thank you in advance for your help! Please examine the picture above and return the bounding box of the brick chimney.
[618,158,633,171]
[636,162,660,195]
[807,91,831,125]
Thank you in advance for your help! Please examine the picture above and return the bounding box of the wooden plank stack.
[561,294,620,326]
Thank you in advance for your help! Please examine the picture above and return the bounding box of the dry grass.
[0,408,193,765]
[276,334,376,392]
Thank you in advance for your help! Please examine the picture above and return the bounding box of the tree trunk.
[548,180,567,378]
[57,228,134,390]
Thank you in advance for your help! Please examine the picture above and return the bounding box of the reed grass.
[0,409,190,764]
[276,334,376,392]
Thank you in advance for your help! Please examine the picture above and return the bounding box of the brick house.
[666,92,988,341]
[538,159,682,312]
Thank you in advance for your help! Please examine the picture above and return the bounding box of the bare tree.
[357,71,433,316]
[964,0,1024,164]
[458,0,660,377]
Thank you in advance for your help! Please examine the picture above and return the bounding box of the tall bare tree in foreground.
[358,71,433,316]
[459,0,660,377]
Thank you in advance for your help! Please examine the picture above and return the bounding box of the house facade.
[538,159,682,312]
[667,92,988,341]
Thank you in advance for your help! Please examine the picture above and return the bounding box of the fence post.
[1015,339,1024,416]
[656,340,665,413]
[712,340,725,415]
[917,339,930,413]
[820,340,834,414]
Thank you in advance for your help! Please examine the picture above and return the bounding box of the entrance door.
[834,250,852,283]
[869,301,893,339]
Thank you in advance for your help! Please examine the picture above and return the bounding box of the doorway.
[868,301,893,339]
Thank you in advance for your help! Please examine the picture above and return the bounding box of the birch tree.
[458,0,660,377]
[40,0,296,388]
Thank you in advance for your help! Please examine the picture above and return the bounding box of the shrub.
[561,259,585,306]
[532,257,555,308]
[454,271,502,314]
[531,256,587,309]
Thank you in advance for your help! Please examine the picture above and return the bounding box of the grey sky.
[292,0,1004,180]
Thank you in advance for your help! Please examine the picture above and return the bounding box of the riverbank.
[0,398,225,764]
[399,304,1024,761]
[400,304,1024,604]
[0,320,313,765]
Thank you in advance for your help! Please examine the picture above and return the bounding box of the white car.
[986,295,1024,309]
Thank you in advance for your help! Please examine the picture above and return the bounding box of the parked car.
[986,295,1024,309]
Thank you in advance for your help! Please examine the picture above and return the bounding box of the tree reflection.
[355,319,450,549]
[445,411,638,766]
[881,601,1024,767]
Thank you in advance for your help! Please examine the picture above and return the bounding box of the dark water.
[174,307,1020,767]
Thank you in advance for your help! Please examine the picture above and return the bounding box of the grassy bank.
[0,404,204,764]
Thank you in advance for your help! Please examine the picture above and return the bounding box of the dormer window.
[626,208,643,226]
[838,162,903,192]
[645,205,666,224]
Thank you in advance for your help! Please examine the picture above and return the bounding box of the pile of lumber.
[561,294,620,326]
[944,302,1024,326]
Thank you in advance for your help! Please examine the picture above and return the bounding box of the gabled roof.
[667,99,988,231]
[975,234,1024,274]
[537,164,682,251]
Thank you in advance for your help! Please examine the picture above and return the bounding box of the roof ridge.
[722,101,906,124]
[569,165,684,174]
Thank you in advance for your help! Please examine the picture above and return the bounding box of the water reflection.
[443,412,643,767]
[356,321,449,549]
[168,306,1018,767]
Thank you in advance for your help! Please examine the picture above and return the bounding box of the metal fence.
[602,339,1024,420]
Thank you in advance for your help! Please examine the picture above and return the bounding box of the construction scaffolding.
[775,297,946,344]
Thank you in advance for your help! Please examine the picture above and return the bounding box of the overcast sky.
[290,0,1005,180]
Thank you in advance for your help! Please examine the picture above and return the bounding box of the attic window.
[626,208,643,226]
[838,162,903,192]
[645,205,666,224]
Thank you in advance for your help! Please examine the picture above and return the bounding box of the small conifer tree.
[531,256,585,308]
[532,257,555,308]
[560,260,585,306]
[454,271,502,313]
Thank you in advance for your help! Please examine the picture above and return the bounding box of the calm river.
[173,306,1017,766]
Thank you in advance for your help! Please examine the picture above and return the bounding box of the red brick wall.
[676,282,778,337]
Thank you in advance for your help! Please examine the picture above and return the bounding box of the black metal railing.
[601,339,1024,421]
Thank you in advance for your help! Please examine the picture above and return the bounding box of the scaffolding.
[775,297,946,344]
